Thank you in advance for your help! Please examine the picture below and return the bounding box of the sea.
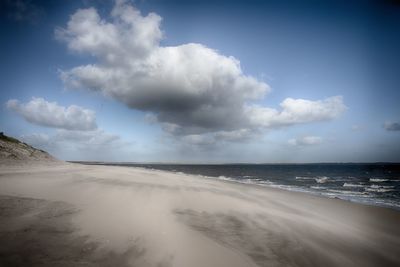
[79,162,400,210]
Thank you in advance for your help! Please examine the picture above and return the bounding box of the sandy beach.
[0,162,399,267]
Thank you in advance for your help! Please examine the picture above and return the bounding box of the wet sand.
[0,162,399,267]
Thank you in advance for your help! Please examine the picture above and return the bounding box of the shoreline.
[1,162,400,266]
[73,162,400,211]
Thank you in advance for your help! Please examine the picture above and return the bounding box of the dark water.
[78,162,400,210]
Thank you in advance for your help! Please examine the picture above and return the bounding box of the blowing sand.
[0,162,399,267]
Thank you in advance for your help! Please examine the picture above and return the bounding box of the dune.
[0,161,400,267]
[0,132,57,165]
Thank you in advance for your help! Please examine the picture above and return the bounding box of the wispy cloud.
[351,124,363,131]
[21,129,131,160]
[288,136,322,146]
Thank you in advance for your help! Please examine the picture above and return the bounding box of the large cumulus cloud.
[57,0,346,142]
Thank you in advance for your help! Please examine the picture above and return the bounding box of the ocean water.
[84,163,400,210]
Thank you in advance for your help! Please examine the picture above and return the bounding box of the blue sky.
[1,0,399,162]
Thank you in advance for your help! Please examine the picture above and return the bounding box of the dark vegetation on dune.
[0,132,55,162]
[0,132,20,144]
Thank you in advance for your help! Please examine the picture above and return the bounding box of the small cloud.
[6,97,97,131]
[288,136,322,146]
[245,96,346,129]
[384,121,400,131]
[351,124,363,131]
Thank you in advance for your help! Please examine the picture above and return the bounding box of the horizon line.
[68,161,400,165]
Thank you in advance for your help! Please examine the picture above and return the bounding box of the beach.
[1,162,400,267]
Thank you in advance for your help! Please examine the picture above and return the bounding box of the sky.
[1,0,400,163]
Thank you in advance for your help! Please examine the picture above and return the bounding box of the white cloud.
[245,96,346,128]
[57,0,346,143]
[6,97,97,131]
[288,136,322,146]
[384,121,400,131]
[55,1,162,61]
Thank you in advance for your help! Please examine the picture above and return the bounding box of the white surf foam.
[315,176,329,183]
